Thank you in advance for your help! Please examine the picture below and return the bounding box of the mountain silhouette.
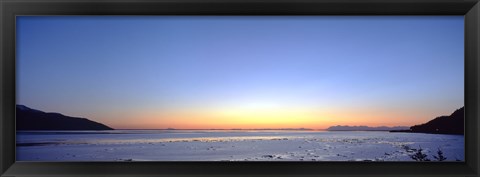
[16,105,113,130]
[409,107,464,135]
[391,107,464,135]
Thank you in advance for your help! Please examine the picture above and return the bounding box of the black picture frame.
[1,0,479,176]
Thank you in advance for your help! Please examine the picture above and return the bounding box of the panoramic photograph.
[16,16,464,161]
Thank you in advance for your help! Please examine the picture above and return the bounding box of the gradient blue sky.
[16,16,464,129]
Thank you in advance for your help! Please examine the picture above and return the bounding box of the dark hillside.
[409,107,464,135]
[16,105,113,131]
[391,107,464,135]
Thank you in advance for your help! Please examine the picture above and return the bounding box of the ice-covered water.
[16,130,464,161]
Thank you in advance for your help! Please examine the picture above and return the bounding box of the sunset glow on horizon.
[94,104,455,130]
[16,16,464,130]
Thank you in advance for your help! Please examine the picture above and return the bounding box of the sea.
[16,130,465,161]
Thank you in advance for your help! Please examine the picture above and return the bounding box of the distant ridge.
[326,125,409,131]
[392,107,464,135]
[16,105,113,130]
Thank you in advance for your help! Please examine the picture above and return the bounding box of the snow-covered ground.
[16,130,464,161]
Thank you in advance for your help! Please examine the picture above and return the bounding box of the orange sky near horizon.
[91,103,459,130]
